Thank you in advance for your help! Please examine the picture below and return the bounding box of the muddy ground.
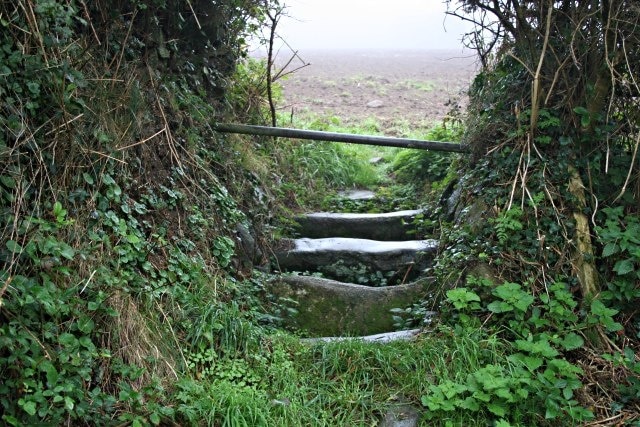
[274,49,478,133]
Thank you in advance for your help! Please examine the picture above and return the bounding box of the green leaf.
[149,412,161,425]
[20,400,37,416]
[446,288,480,309]
[560,333,584,351]
[459,396,479,411]
[487,301,513,313]
[126,233,140,244]
[82,172,94,185]
[559,136,572,146]
[613,259,634,276]
[602,242,618,257]
[573,106,589,115]
[6,240,22,253]
[77,317,94,333]
[510,353,544,371]
[27,81,40,95]
[79,336,95,350]
[40,360,58,386]
[2,415,20,426]
[590,300,618,317]
[487,402,507,417]
[0,174,16,189]
[102,174,115,185]
[60,244,75,260]
[59,333,78,348]
[64,396,74,411]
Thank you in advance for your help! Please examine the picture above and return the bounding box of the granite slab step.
[294,209,424,241]
[274,237,438,273]
[267,275,433,336]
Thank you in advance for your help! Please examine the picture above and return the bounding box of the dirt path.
[275,49,478,133]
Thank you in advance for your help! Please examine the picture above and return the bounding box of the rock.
[294,210,424,241]
[235,223,262,264]
[369,156,384,164]
[266,275,433,336]
[302,328,421,344]
[337,189,376,200]
[379,401,421,427]
[366,99,385,108]
[274,237,438,274]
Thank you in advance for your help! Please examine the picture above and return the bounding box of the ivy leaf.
[77,317,94,333]
[601,242,618,257]
[6,240,22,253]
[613,259,634,276]
[0,174,16,188]
[40,360,58,386]
[82,172,94,185]
[64,396,74,411]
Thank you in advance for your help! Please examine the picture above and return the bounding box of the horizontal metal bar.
[215,123,467,153]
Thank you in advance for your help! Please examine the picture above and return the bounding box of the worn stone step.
[267,275,433,336]
[294,209,424,241]
[274,237,438,275]
[302,329,421,344]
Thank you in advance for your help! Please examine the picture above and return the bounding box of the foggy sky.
[275,0,474,50]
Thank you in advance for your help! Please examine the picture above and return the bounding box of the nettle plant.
[424,276,599,424]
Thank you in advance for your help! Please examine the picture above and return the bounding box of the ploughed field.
[275,48,477,131]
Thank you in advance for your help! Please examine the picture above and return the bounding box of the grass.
[269,110,461,208]
[174,325,540,426]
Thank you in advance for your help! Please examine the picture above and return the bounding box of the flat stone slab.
[302,329,421,344]
[274,237,438,273]
[294,209,424,241]
[267,275,432,335]
[337,189,376,200]
[380,401,421,427]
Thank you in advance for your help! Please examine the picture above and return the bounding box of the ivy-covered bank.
[0,1,283,424]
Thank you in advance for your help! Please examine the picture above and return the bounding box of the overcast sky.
[274,0,474,50]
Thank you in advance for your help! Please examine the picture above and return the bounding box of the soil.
[274,49,478,132]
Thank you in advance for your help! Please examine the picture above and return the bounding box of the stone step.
[337,189,376,200]
[302,328,421,344]
[274,237,438,275]
[267,275,433,336]
[294,209,424,241]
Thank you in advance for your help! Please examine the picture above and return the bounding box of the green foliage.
[492,207,524,245]
[391,123,463,189]
[422,278,594,424]
[288,140,381,190]
[596,206,640,307]
[315,260,397,287]
[213,236,236,268]
[0,0,279,424]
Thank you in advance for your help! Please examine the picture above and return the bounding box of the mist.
[274,0,474,51]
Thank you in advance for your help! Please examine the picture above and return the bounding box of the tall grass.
[173,325,543,426]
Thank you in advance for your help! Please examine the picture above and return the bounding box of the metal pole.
[215,123,467,153]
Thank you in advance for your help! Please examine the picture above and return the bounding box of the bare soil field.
[274,49,478,132]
